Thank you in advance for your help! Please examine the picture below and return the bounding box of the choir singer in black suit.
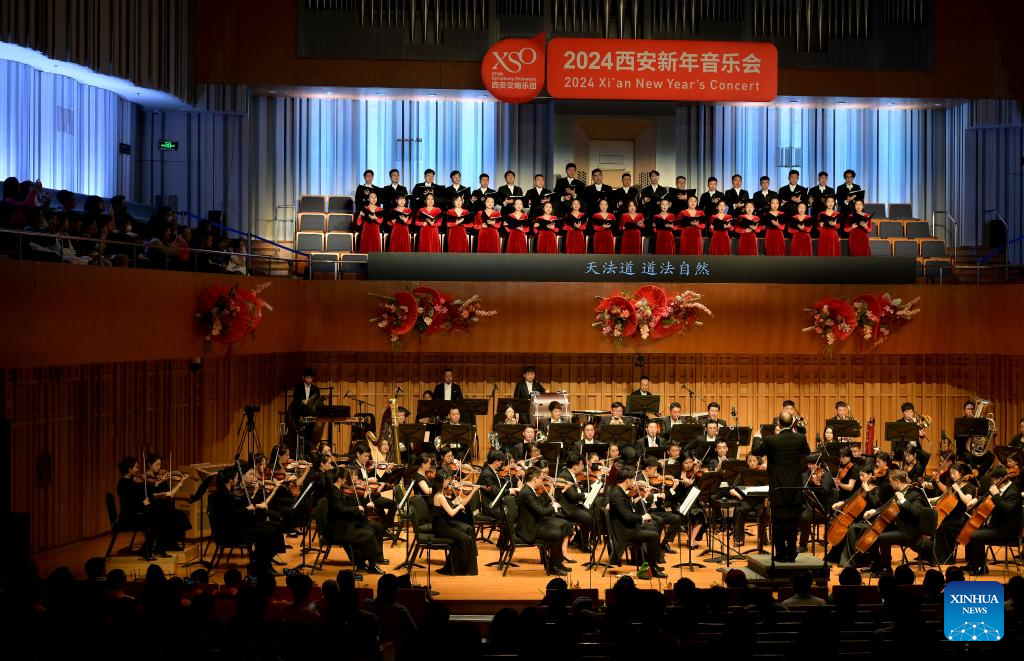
[432,367,464,401]
[751,411,811,562]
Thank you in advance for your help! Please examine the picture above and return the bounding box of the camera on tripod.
[244,404,261,417]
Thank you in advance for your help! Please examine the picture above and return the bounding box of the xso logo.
[491,47,538,73]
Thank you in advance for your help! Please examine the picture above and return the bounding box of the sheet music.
[737,485,770,495]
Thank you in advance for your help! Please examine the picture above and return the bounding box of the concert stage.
[367,253,918,284]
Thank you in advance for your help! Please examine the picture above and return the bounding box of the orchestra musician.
[116,456,172,560]
[541,401,571,434]
[705,439,732,472]
[516,466,574,576]
[1010,417,1024,449]
[601,401,630,428]
[895,402,926,454]
[698,401,724,426]
[432,367,463,401]
[557,453,596,553]
[142,454,192,549]
[477,450,519,520]
[900,446,926,483]
[325,469,386,575]
[607,466,669,578]
[513,365,546,399]
[430,473,479,575]
[289,367,322,449]
[957,400,996,475]
[348,444,397,534]
[776,400,807,435]
[211,464,287,575]
[834,446,861,497]
[963,465,1023,576]
[675,453,706,546]
[728,453,770,547]
[798,453,835,553]
[859,469,927,576]
[571,421,599,458]
[661,403,688,439]
[751,411,811,562]
[638,457,683,554]
[630,376,653,397]
[929,462,978,563]
[638,420,664,454]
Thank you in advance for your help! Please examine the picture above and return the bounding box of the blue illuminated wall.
[0,59,137,198]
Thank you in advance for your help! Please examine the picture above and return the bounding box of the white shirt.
[304,384,312,400]
[594,184,603,191]
[645,436,660,447]
[732,187,743,195]
[524,379,535,393]
[443,383,453,400]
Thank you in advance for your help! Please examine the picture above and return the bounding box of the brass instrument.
[968,399,997,457]
[535,429,548,443]
[912,412,933,452]
[793,406,807,429]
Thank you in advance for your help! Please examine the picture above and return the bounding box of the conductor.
[751,411,811,562]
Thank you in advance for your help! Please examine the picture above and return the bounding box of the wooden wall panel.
[7,351,1024,553]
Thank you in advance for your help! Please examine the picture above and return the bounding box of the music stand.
[456,398,489,417]
[440,425,475,458]
[547,423,582,447]
[885,420,920,455]
[953,417,990,456]
[494,423,526,459]
[728,426,753,446]
[718,459,748,483]
[416,399,452,422]
[626,395,661,419]
[827,419,861,439]
[669,424,705,446]
[644,446,667,461]
[537,442,564,466]
[599,424,635,447]
[759,423,778,438]
[399,424,430,456]
[734,470,770,555]
[497,398,532,425]
[995,445,1022,466]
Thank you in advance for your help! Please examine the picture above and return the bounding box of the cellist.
[962,465,1022,575]
[857,469,927,576]
[929,462,978,564]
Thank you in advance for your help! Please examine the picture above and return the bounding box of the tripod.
[234,406,264,461]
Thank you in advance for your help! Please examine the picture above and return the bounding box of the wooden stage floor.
[31,531,1022,606]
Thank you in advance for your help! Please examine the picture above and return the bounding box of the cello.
[956,472,1015,546]
[826,464,886,546]
[854,484,911,554]
[932,469,977,527]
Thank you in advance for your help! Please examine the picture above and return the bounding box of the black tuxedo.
[723,188,750,214]
[870,487,929,569]
[780,184,808,214]
[556,469,594,545]
[614,186,641,213]
[607,484,661,565]
[641,184,671,214]
[432,382,464,401]
[442,185,470,209]
[837,182,863,212]
[808,185,835,215]
[513,380,546,399]
[554,176,584,211]
[515,487,570,564]
[411,182,439,209]
[379,183,409,208]
[495,184,524,210]
[584,184,612,212]
[355,184,380,210]
[325,486,382,563]
[751,429,811,561]
[290,383,322,446]
[523,187,554,217]
[476,465,505,519]
[469,187,496,212]
[698,190,725,216]
[752,189,778,213]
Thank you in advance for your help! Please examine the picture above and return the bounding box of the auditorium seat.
[869,238,892,256]
[326,213,354,232]
[325,232,354,252]
[919,257,952,279]
[295,231,326,252]
[340,253,368,274]
[864,202,887,218]
[904,221,931,239]
[297,213,326,232]
[891,238,919,256]
[888,203,913,218]
[918,239,947,258]
[327,195,354,214]
[877,221,904,238]
[309,253,339,278]
[298,195,326,213]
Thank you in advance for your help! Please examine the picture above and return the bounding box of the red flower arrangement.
[594,286,711,347]
[196,282,273,347]
[805,292,921,354]
[370,287,496,351]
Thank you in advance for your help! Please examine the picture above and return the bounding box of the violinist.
[675,453,706,547]
[325,470,386,575]
[607,466,668,578]
[516,466,574,576]
[307,452,339,506]
[730,453,771,548]
[639,456,683,554]
[798,454,835,553]
[250,452,298,534]
[408,453,435,497]
[431,474,479,575]
[116,456,161,560]
[900,446,926,483]
[477,450,516,520]
[963,465,1022,576]
[930,462,978,563]
[558,453,596,553]
[210,464,287,575]
[348,444,397,532]
[142,453,192,549]
[859,469,927,576]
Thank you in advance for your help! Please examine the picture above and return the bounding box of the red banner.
[481,33,546,104]
[545,38,777,102]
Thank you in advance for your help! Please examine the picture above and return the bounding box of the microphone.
[730,406,737,418]
[816,432,822,445]
[394,385,404,394]
[342,390,351,399]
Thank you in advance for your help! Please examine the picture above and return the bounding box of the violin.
[836,462,854,482]
[649,473,677,488]
[1009,465,1021,478]
[447,459,475,476]
[498,462,524,478]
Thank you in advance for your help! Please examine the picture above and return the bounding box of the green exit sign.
[158,140,178,151]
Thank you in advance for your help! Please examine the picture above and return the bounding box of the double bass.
[956,472,1015,546]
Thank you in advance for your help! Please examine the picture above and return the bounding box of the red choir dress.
[653,212,677,255]
[619,212,645,254]
[534,214,560,254]
[563,212,588,254]
[415,206,443,253]
[590,212,616,254]
[846,212,873,257]
[736,215,762,256]
[445,208,471,253]
[709,214,733,256]
[357,205,384,253]
[475,210,503,253]
[763,211,787,256]
[816,211,842,257]
[678,210,705,255]
[788,214,813,256]
[503,211,530,253]
[387,206,413,252]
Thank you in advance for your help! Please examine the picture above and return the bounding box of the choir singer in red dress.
[763,196,787,256]
[846,199,873,257]
[677,196,706,256]
[445,195,472,253]
[652,198,677,255]
[474,196,502,254]
[590,198,616,254]
[816,195,842,257]
[735,200,762,256]
[788,201,813,257]
[415,193,443,253]
[534,201,560,254]
[708,200,733,256]
[562,198,588,254]
[618,199,645,255]
[387,194,413,252]
[357,191,385,253]
[503,198,531,254]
